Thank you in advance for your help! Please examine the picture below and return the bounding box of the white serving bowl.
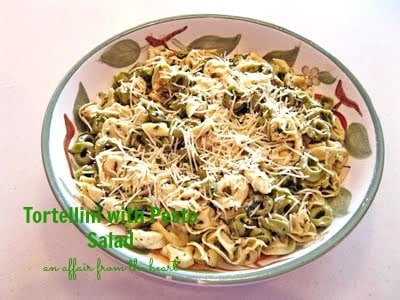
[42,14,384,285]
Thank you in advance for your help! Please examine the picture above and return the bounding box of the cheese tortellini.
[70,46,349,270]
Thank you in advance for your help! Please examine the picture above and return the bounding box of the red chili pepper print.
[335,80,362,116]
[63,114,75,177]
[145,25,188,49]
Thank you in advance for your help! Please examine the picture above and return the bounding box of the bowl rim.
[41,13,385,285]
